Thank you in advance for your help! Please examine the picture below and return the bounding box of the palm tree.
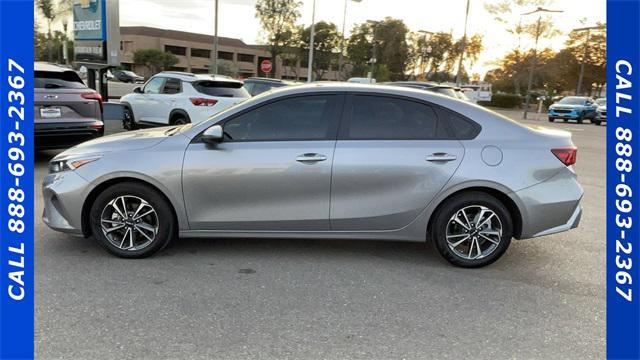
[36,0,73,61]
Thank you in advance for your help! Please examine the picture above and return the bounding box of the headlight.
[49,157,100,174]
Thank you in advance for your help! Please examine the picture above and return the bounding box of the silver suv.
[43,84,583,267]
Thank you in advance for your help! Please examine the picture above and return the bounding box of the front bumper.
[514,168,584,239]
[42,170,91,235]
[548,109,580,119]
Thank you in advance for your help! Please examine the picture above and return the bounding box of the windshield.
[558,97,586,105]
[596,98,606,106]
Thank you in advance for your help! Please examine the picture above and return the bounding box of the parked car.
[35,62,104,149]
[548,96,598,124]
[387,81,472,101]
[119,71,250,129]
[43,83,583,268]
[113,69,145,83]
[243,77,295,96]
[593,98,607,126]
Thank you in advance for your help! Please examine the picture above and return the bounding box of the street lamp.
[455,0,470,86]
[307,0,317,82]
[61,18,69,65]
[367,20,381,79]
[338,0,362,80]
[572,25,605,95]
[521,7,563,120]
[213,0,219,75]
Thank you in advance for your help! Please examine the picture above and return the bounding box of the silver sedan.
[43,83,583,267]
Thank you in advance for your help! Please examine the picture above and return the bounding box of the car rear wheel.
[431,192,513,268]
[123,106,138,131]
[548,117,554,122]
[577,112,584,124]
[89,182,176,258]
[594,119,601,126]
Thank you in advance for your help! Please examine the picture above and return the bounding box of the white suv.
[120,72,249,129]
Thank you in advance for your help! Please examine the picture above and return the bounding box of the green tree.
[215,59,239,77]
[36,0,72,61]
[255,0,302,76]
[346,17,410,81]
[299,21,341,80]
[133,49,179,74]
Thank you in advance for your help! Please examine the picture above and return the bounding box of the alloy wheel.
[445,205,503,260]
[100,195,159,251]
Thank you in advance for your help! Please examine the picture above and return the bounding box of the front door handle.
[426,153,457,162]
[296,153,327,163]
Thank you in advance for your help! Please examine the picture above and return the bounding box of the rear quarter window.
[436,107,481,140]
[193,81,249,98]
[35,71,86,89]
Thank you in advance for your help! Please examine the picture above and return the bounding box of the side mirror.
[133,87,143,94]
[201,125,224,144]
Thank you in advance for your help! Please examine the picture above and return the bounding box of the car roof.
[154,71,243,84]
[388,81,454,89]
[34,62,75,73]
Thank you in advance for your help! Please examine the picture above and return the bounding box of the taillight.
[82,92,103,113]
[551,146,577,166]
[190,97,218,106]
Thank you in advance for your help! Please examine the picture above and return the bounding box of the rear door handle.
[426,153,457,162]
[296,153,327,163]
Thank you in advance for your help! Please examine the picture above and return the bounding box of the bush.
[481,93,522,108]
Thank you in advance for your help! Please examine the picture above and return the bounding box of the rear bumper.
[514,168,584,239]
[35,120,104,149]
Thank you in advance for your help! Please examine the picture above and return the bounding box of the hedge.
[478,93,523,109]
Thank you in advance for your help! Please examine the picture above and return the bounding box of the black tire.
[430,191,513,268]
[563,119,568,122]
[89,182,176,258]
[548,117,554,122]
[171,115,190,125]
[593,119,601,126]
[577,112,584,124]
[123,106,138,131]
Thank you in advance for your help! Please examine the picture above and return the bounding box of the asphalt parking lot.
[35,110,605,359]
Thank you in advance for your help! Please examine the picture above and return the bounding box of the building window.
[238,53,254,63]
[165,45,186,56]
[191,48,211,58]
[218,51,234,61]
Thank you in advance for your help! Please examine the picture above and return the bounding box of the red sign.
[260,59,272,74]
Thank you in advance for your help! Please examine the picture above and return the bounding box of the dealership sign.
[73,0,120,67]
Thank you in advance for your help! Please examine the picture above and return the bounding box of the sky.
[50,0,607,77]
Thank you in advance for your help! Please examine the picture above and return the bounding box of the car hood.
[57,127,174,158]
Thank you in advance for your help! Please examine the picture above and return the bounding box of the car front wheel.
[548,117,554,122]
[431,192,513,268]
[89,182,176,258]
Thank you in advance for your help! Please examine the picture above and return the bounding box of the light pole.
[418,30,433,80]
[455,0,470,86]
[307,0,317,83]
[367,20,380,79]
[62,18,69,65]
[522,7,563,120]
[572,25,605,95]
[338,0,362,80]
[213,0,219,75]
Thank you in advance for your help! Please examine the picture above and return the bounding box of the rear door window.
[193,81,249,98]
[162,78,182,94]
[341,95,445,140]
[35,71,86,89]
